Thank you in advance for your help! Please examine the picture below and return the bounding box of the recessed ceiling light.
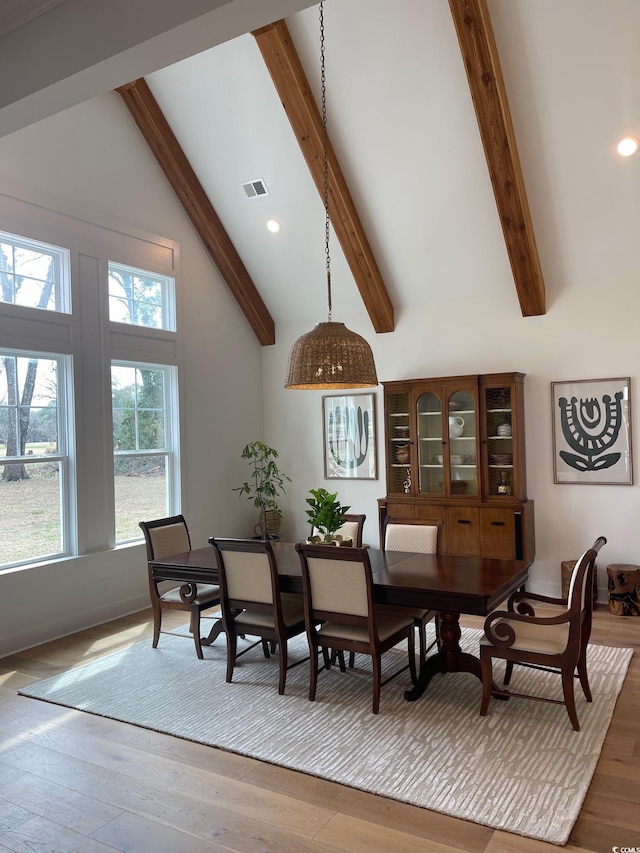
[616,136,640,157]
[266,219,281,233]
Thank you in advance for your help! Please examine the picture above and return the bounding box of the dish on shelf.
[490,453,513,465]
[450,454,465,465]
[395,445,411,464]
[432,454,444,465]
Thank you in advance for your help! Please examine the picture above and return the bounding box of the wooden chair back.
[299,544,373,621]
[209,538,278,614]
[310,513,366,547]
[383,517,441,553]
[140,514,191,561]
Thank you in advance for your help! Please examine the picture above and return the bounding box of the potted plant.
[305,487,351,545]
[233,441,291,540]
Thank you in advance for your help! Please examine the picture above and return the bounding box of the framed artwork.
[323,393,377,479]
[551,377,633,485]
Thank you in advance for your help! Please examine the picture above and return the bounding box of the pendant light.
[284,1,378,390]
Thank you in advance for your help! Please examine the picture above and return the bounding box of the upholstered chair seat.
[318,609,418,645]
[235,594,305,630]
[479,618,570,655]
[160,584,220,605]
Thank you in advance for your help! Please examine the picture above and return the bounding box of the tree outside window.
[108,262,174,330]
[0,352,67,566]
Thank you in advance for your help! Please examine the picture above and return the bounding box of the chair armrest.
[179,583,198,603]
[483,608,571,649]
[507,589,567,614]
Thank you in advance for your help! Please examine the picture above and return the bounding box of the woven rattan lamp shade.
[285,321,378,390]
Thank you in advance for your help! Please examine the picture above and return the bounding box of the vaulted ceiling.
[118,1,545,346]
[2,0,638,346]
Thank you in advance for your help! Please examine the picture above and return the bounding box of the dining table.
[149,541,531,701]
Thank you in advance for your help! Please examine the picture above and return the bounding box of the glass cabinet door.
[484,385,514,497]
[447,390,478,497]
[417,392,444,495]
[387,391,412,494]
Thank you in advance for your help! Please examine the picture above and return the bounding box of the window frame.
[108,260,176,332]
[0,229,71,314]
[0,347,75,569]
[111,359,180,545]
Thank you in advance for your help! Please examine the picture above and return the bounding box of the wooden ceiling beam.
[253,19,395,334]
[449,0,546,316]
[116,78,276,346]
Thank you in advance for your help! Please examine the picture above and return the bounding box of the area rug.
[18,626,632,846]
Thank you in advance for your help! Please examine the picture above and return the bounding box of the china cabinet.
[379,372,534,562]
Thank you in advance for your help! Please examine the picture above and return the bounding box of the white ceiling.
[2,0,639,334]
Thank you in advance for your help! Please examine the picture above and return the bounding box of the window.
[0,230,69,312]
[112,362,179,543]
[0,203,180,570]
[108,262,175,331]
[0,350,71,567]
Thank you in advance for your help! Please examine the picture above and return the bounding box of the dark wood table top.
[150,542,530,617]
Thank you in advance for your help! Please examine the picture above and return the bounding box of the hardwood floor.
[0,607,638,852]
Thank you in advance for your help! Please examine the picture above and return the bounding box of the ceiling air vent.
[241,178,269,198]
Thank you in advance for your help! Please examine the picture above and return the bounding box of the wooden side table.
[561,559,598,609]
[607,564,640,616]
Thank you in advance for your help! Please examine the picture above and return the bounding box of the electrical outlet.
[101,578,109,593]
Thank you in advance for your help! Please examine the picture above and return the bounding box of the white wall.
[0,93,265,656]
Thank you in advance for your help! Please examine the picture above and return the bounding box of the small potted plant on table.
[233,441,291,540]
[305,487,352,546]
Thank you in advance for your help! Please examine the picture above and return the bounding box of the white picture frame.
[322,393,377,480]
[551,377,632,485]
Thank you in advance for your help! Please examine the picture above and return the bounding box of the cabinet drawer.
[447,507,479,555]
[383,502,416,519]
[480,508,516,559]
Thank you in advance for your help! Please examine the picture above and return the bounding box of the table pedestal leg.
[405,610,482,701]
[201,618,225,646]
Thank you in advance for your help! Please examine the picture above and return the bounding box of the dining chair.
[500,535,606,694]
[479,536,606,731]
[296,542,417,714]
[382,517,441,663]
[139,515,221,660]
[310,513,366,547]
[209,537,307,695]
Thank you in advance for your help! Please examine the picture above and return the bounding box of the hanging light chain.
[319,1,332,321]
